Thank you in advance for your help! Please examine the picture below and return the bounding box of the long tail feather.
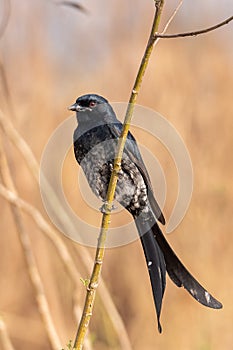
[152,222,223,309]
[136,219,166,333]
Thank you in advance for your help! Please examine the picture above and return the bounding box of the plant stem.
[73,1,165,349]
[155,14,233,38]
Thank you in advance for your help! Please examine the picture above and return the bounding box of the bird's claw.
[99,202,117,214]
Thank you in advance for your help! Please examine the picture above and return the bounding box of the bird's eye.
[89,101,97,108]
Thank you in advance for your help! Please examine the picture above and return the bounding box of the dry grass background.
[0,1,233,349]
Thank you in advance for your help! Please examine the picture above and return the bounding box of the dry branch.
[0,138,62,350]
[0,317,15,350]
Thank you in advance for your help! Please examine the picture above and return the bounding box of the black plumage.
[70,93,222,332]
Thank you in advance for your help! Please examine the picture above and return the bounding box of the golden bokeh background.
[0,1,233,349]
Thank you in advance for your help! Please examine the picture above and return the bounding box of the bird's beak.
[68,103,79,112]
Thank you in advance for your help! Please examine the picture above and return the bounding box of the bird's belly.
[80,147,149,215]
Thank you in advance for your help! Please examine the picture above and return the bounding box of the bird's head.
[69,94,116,124]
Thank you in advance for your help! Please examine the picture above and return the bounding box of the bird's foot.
[99,201,117,214]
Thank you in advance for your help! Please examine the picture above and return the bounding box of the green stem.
[73,1,165,349]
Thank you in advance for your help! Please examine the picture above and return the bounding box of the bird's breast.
[73,126,149,216]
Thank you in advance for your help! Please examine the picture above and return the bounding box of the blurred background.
[0,0,233,349]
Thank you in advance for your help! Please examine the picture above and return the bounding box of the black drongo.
[70,94,222,332]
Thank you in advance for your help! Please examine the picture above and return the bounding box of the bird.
[69,93,222,332]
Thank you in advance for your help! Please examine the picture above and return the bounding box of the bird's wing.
[107,122,165,225]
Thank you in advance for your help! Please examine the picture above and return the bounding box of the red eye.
[89,101,96,108]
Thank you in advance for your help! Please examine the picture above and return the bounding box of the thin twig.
[73,1,165,349]
[0,112,38,180]
[0,317,15,350]
[155,15,233,38]
[0,182,81,295]
[0,139,62,350]
[0,108,132,350]
[161,0,183,34]
[0,60,15,118]
[154,0,183,50]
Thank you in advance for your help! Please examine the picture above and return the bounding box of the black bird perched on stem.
[70,94,222,332]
